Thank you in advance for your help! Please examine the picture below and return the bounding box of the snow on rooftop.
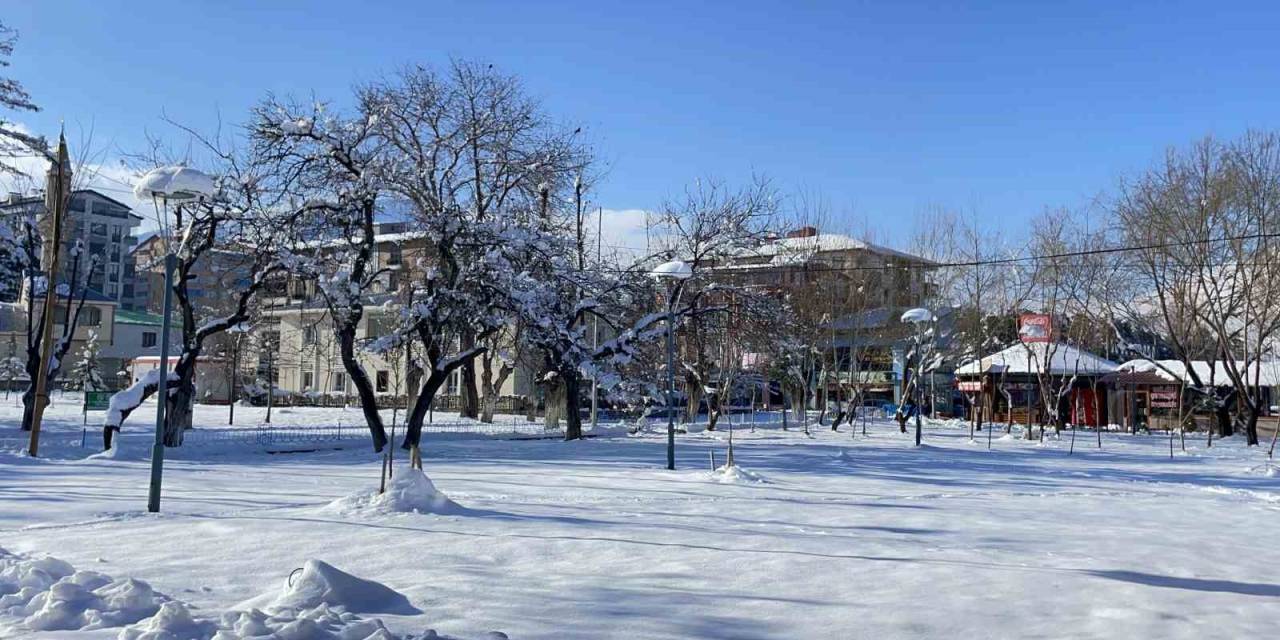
[1116,359,1280,387]
[730,232,929,264]
[956,343,1118,376]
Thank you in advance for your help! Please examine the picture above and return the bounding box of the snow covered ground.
[3,396,1279,638]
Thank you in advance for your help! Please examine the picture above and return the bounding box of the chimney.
[786,226,818,239]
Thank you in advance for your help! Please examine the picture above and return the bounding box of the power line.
[594,231,1280,275]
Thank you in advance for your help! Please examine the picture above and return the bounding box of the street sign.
[84,391,111,411]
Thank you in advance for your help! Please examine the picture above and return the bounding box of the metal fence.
[180,417,599,448]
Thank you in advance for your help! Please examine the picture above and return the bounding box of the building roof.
[30,288,119,305]
[956,343,1118,376]
[1115,359,1280,388]
[114,309,177,327]
[3,189,144,221]
[728,232,933,266]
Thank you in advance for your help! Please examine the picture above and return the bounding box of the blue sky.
[6,1,1280,248]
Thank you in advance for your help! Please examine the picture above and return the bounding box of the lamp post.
[652,260,692,470]
[901,307,934,447]
[133,166,216,513]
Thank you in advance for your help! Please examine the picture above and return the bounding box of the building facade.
[1,189,145,307]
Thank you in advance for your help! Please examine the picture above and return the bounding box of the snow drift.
[238,560,420,615]
[325,469,464,516]
[0,547,167,633]
[711,464,768,484]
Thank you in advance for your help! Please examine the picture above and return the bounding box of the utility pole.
[27,132,71,457]
[228,332,239,425]
[591,206,601,429]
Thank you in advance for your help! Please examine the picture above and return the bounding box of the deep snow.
[2,395,1279,638]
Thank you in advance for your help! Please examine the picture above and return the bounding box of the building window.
[446,370,459,396]
[90,223,108,236]
[106,283,118,297]
[83,307,101,326]
[332,372,346,393]
[107,264,120,282]
[302,325,316,345]
[302,371,314,390]
[376,370,389,393]
[387,244,402,265]
[142,332,157,348]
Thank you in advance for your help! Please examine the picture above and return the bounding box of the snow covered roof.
[729,233,931,265]
[1115,359,1280,387]
[955,343,1118,376]
[298,230,429,250]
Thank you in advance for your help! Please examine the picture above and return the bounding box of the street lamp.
[134,165,216,513]
[652,259,692,470]
[901,307,934,447]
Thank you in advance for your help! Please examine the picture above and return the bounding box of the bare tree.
[103,125,309,446]
[0,22,44,174]
[653,176,779,428]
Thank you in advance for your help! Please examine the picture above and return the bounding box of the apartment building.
[249,222,536,407]
[709,227,941,406]
[130,233,254,314]
[0,189,144,306]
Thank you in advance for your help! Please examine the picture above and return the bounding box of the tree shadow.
[1086,570,1280,597]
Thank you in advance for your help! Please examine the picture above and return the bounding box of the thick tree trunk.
[684,371,703,425]
[479,358,513,424]
[1245,408,1260,446]
[707,392,721,432]
[337,323,388,451]
[458,333,480,419]
[480,391,499,424]
[1215,403,1233,438]
[402,371,447,450]
[563,368,583,441]
[543,374,564,430]
[163,383,196,446]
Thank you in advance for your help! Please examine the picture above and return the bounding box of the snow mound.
[0,547,167,633]
[120,600,396,640]
[325,470,463,516]
[117,601,218,640]
[711,464,768,484]
[1246,463,1278,477]
[238,560,420,616]
[123,562,452,640]
[832,449,855,463]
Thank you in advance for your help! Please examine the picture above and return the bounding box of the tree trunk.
[336,323,388,451]
[480,390,499,424]
[543,374,564,430]
[402,371,447,450]
[1245,408,1260,446]
[458,333,480,419]
[707,391,721,432]
[684,371,703,425]
[479,359,513,424]
[1215,402,1233,438]
[163,383,196,446]
[563,368,583,441]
